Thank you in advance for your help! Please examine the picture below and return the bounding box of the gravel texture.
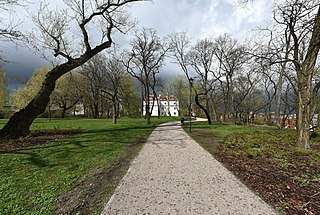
[101,122,278,215]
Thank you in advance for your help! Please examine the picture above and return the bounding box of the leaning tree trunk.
[0,42,111,139]
[0,64,71,139]
[195,94,212,125]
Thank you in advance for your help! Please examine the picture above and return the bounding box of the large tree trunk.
[297,76,312,150]
[0,42,112,139]
[195,94,212,125]
[0,64,71,139]
[296,7,320,150]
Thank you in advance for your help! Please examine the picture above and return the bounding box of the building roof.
[144,94,178,101]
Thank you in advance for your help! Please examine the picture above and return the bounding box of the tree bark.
[296,7,320,150]
[61,108,66,119]
[112,98,117,124]
[195,94,212,125]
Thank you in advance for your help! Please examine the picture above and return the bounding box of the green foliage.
[163,75,189,116]
[293,174,320,187]
[50,71,88,117]
[0,117,177,214]
[118,75,140,117]
[13,67,50,110]
[13,68,88,117]
[0,70,8,110]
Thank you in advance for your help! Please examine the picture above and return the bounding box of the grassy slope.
[185,122,320,214]
[0,117,178,214]
[186,122,320,167]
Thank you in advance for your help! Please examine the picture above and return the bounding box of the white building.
[143,95,179,117]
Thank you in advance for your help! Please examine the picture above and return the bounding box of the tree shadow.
[13,151,54,167]
[2,122,180,167]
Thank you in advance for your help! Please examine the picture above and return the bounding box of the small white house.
[143,95,179,117]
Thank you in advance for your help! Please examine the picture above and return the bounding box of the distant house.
[143,94,179,117]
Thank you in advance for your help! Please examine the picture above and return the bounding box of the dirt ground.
[0,130,84,152]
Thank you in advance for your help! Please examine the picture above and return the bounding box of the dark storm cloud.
[3,45,50,91]
[2,0,273,91]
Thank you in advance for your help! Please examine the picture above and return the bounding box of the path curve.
[101,122,277,215]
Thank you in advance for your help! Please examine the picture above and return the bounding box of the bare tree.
[275,0,320,149]
[163,75,189,116]
[213,34,248,123]
[0,0,21,40]
[101,56,127,124]
[82,54,108,119]
[169,32,217,124]
[0,0,147,139]
[169,31,191,79]
[188,38,216,124]
[123,27,167,124]
[253,25,292,128]
[233,71,261,124]
[169,31,199,119]
[0,0,24,63]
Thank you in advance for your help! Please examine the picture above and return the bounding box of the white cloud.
[128,0,273,41]
[4,0,274,89]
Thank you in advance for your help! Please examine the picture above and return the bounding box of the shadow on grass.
[9,140,114,168]
[13,151,54,167]
[2,122,180,167]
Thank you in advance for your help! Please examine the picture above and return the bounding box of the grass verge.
[0,117,178,214]
[184,122,320,215]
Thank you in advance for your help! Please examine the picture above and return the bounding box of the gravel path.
[101,122,277,215]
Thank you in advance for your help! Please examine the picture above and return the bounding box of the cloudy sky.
[3,0,274,91]
[128,0,272,39]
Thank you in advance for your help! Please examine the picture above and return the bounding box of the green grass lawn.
[0,117,178,214]
[186,121,320,162]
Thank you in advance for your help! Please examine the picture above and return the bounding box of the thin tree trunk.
[275,33,290,129]
[112,99,117,124]
[195,94,212,125]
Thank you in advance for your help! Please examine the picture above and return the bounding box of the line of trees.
[12,56,140,121]
[0,0,319,151]
[167,0,319,150]
[0,0,148,139]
